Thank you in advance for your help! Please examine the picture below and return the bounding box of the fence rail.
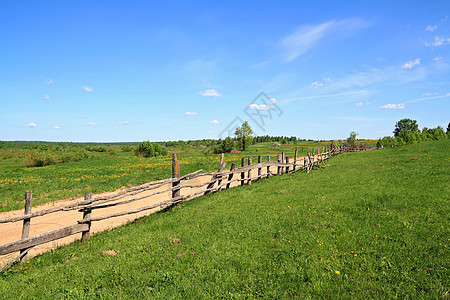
[0,145,375,271]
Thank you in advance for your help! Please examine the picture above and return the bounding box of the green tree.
[234,121,253,151]
[393,119,419,137]
[346,131,358,149]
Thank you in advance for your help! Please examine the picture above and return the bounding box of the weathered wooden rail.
[0,145,374,272]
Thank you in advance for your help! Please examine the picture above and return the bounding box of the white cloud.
[323,77,333,84]
[426,36,450,47]
[45,79,53,85]
[81,86,94,92]
[54,125,63,129]
[248,104,271,111]
[86,122,97,126]
[184,112,198,116]
[208,120,219,124]
[197,89,221,97]
[280,18,367,62]
[44,94,50,100]
[269,98,277,104]
[402,58,421,69]
[380,104,405,109]
[355,102,363,106]
[433,56,443,62]
[25,122,37,128]
[311,81,324,88]
[425,24,438,32]
[120,121,129,125]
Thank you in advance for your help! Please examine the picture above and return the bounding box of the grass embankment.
[0,141,335,212]
[1,139,448,298]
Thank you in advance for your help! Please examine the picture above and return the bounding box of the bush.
[121,145,134,152]
[26,150,56,167]
[135,141,168,157]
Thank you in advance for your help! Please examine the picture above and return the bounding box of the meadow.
[0,140,340,212]
[0,139,448,298]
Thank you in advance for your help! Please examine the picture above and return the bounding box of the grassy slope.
[0,139,448,298]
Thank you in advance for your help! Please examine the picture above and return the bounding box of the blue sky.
[1,1,449,142]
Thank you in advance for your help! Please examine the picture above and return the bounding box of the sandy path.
[0,162,307,266]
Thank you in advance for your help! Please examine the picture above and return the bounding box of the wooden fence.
[0,145,374,272]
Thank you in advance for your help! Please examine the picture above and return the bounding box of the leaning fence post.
[172,154,181,200]
[20,191,33,262]
[286,156,290,173]
[81,192,92,242]
[226,163,236,189]
[241,157,245,186]
[267,156,271,178]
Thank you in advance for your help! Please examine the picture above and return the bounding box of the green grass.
[0,139,448,298]
[0,140,339,212]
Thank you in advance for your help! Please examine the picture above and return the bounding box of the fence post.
[307,152,311,173]
[286,156,290,173]
[277,154,282,175]
[241,157,245,186]
[172,154,180,200]
[281,152,285,174]
[20,191,33,262]
[267,156,271,178]
[247,157,253,185]
[293,149,298,171]
[257,155,262,179]
[217,153,225,191]
[226,163,236,189]
[81,192,92,242]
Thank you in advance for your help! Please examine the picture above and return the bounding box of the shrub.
[121,145,134,152]
[26,150,56,167]
[135,141,168,157]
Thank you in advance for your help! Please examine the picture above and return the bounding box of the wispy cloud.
[120,121,129,125]
[425,36,450,47]
[334,116,381,122]
[208,120,219,124]
[197,89,221,97]
[280,18,367,62]
[86,122,97,126]
[54,125,63,129]
[44,94,50,100]
[355,102,363,106]
[81,86,94,92]
[25,122,38,128]
[323,77,333,84]
[405,93,450,104]
[402,58,421,69]
[433,56,443,62]
[184,112,198,116]
[248,104,270,111]
[425,24,438,32]
[311,81,324,88]
[380,103,405,109]
[45,79,53,85]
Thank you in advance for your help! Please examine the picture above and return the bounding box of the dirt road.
[0,164,289,266]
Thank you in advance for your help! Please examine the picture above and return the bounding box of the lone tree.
[345,131,359,149]
[235,121,253,151]
[394,118,419,137]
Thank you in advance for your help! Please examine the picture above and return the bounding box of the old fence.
[0,145,373,272]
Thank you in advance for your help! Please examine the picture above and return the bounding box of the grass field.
[0,139,448,298]
[0,140,341,212]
